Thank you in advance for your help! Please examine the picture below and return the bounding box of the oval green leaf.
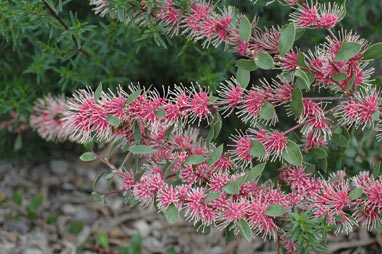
[248,140,266,158]
[166,204,179,224]
[349,187,364,200]
[184,155,206,165]
[259,101,275,120]
[361,42,382,60]
[107,114,120,127]
[255,52,274,70]
[129,145,154,154]
[282,140,303,166]
[279,23,296,57]
[236,68,250,88]
[236,219,252,241]
[265,204,285,217]
[80,152,96,162]
[207,144,223,166]
[239,15,251,42]
[334,42,362,61]
[236,59,258,71]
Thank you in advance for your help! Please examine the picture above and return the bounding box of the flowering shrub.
[19,0,382,252]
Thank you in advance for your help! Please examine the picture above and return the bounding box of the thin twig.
[42,0,91,59]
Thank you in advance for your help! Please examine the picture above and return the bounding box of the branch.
[42,0,91,59]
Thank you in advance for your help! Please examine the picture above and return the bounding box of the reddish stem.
[42,0,91,59]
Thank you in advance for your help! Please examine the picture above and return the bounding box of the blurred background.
[1,0,382,253]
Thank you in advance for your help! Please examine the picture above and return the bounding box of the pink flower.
[238,90,265,124]
[237,40,249,56]
[318,14,338,28]
[230,133,253,166]
[217,78,244,116]
[223,201,250,223]
[30,95,67,142]
[247,200,278,238]
[294,6,319,28]
[264,131,287,160]
[189,90,211,123]
[158,186,179,210]
[123,172,135,191]
[185,188,207,222]
[281,51,298,71]
[209,172,229,192]
[317,3,345,29]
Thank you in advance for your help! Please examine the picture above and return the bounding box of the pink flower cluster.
[28,80,382,244]
[20,0,382,248]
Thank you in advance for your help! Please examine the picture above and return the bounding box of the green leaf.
[129,145,154,154]
[265,204,285,217]
[164,125,175,140]
[290,86,303,118]
[205,192,221,201]
[294,69,310,90]
[236,219,252,241]
[282,140,303,166]
[297,53,308,68]
[91,193,103,202]
[248,140,266,158]
[279,23,296,57]
[305,162,315,173]
[166,204,179,224]
[133,121,142,143]
[94,82,102,102]
[80,152,96,162]
[213,113,222,139]
[295,28,305,41]
[164,247,176,254]
[346,74,356,92]
[225,227,235,245]
[335,215,345,223]
[207,144,223,166]
[27,194,43,211]
[14,133,22,151]
[12,189,24,205]
[184,155,206,165]
[236,68,250,88]
[330,177,343,183]
[118,248,130,254]
[371,111,380,121]
[96,231,109,249]
[67,221,84,236]
[376,220,382,233]
[222,181,240,195]
[129,234,142,254]
[236,59,258,71]
[259,101,275,120]
[107,114,120,127]
[126,90,141,105]
[372,161,381,178]
[361,42,382,60]
[155,107,166,118]
[209,95,218,104]
[332,133,349,148]
[206,127,214,149]
[331,72,348,82]
[349,187,364,200]
[255,52,274,70]
[309,147,327,159]
[195,221,211,235]
[239,15,251,42]
[334,42,362,61]
[247,163,266,182]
